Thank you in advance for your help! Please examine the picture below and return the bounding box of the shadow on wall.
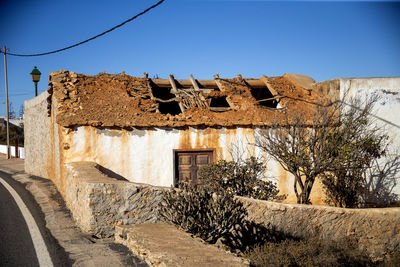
[95,165,129,181]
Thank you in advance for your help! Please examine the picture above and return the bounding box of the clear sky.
[0,0,399,117]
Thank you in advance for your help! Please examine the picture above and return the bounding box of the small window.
[250,87,278,108]
[150,82,182,115]
[150,83,173,100]
[158,101,182,115]
[174,150,214,185]
[209,97,230,107]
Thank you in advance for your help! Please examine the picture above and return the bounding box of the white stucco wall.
[0,145,24,158]
[340,77,400,194]
[61,126,321,203]
[63,126,267,187]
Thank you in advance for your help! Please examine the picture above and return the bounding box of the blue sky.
[0,0,399,116]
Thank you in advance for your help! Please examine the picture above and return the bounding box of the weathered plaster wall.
[341,78,400,194]
[65,161,166,237]
[315,77,400,196]
[239,196,400,259]
[340,77,400,145]
[24,91,52,178]
[25,93,67,196]
[61,125,324,204]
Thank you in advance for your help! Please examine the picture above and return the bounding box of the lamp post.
[30,66,41,97]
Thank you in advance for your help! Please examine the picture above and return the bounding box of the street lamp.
[30,66,41,96]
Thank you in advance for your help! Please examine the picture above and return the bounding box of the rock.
[64,162,168,238]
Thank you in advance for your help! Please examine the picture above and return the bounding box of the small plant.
[198,157,279,201]
[160,183,247,244]
[380,249,400,266]
[246,237,371,267]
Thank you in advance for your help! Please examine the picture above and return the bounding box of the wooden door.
[175,151,213,185]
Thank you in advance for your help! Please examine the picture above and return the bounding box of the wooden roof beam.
[214,74,236,109]
[190,74,209,108]
[169,74,185,113]
[261,75,278,96]
[151,78,268,89]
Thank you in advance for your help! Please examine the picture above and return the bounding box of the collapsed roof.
[47,71,325,128]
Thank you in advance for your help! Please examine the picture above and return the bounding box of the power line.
[0,93,33,97]
[3,0,165,57]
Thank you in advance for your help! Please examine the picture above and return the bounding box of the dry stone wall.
[64,161,166,237]
[58,160,399,259]
[238,196,400,259]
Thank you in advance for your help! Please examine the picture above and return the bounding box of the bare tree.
[8,102,16,119]
[18,104,24,119]
[255,102,340,204]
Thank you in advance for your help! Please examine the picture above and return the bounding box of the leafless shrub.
[246,237,371,267]
[255,92,398,207]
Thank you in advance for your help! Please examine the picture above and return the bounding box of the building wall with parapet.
[24,94,324,204]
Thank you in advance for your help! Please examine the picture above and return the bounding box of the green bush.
[160,183,247,244]
[246,237,371,267]
[198,157,280,201]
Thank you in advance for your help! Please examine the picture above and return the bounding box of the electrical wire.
[0,93,33,97]
[3,0,165,57]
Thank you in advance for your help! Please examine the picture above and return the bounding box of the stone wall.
[24,91,52,178]
[64,161,166,237]
[54,160,400,258]
[238,196,400,258]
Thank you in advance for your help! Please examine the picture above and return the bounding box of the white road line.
[0,177,54,267]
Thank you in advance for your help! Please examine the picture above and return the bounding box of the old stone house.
[23,72,400,254]
[25,71,335,203]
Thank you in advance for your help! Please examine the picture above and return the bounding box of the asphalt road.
[0,170,68,266]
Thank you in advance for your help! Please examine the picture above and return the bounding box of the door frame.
[173,148,216,186]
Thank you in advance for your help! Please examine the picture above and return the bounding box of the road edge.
[0,165,147,267]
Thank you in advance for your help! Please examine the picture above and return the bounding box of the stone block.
[115,223,248,267]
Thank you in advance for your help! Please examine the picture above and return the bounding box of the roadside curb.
[0,164,147,267]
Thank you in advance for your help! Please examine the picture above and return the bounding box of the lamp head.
[30,66,41,83]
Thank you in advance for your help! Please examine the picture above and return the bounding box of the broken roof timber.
[151,78,268,89]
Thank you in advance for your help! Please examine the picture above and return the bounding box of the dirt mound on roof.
[48,71,323,128]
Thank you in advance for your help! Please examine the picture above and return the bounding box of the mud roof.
[47,71,324,128]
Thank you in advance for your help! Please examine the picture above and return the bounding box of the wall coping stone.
[236,196,400,214]
[24,90,50,109]
[115,223,249,267]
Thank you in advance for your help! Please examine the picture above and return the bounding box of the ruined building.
[23,71,400,239]
[25,71,334,204]
[25,71,400,206]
